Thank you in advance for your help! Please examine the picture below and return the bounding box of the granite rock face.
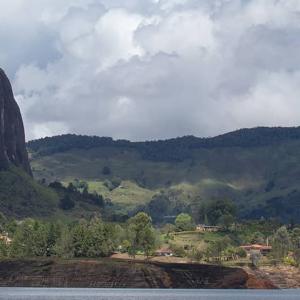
[0,68,32,175]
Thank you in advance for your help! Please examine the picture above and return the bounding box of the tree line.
[1,210,300,267]
[0,212,158,259]
[27,127,300,163]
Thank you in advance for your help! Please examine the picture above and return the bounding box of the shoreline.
[0,258,276,289]
[111,253,300,289]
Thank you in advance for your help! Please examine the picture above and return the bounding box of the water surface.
[0,288,299,300]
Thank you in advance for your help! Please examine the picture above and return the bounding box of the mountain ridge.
[27,126,300,162]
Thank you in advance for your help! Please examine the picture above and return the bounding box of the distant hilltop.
[27,126,300,162]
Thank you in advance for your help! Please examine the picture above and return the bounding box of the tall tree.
[127,212,156,258]
[272,226,291,261]
[175,213,195,232]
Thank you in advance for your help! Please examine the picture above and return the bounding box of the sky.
[1,0,300,141]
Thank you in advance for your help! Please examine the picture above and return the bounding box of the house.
[0,233,12,245]
[196,224,220,232]
[155,248,173,257]
[240,244,272,256]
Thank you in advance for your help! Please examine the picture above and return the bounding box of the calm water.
[0,289,299,300]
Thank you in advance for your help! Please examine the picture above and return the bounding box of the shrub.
[102,166,111,175]
[284,256,297,267]
[250,250,261,267]
[59,195,75,210]
[189,248,204,262]
[175,213,195,232]
[104,178,121,191]
[294,249,300,266]
[236,247,247,258]
[170,244,186,257]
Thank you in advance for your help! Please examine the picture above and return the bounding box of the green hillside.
[0,166,58,217]
[0,165,111,220]
[27,127,300,223]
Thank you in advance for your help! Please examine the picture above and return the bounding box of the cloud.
[1,0,300,140]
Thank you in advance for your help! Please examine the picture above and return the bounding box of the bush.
[284,256,297,267]
[102,166,111,175]
[104,178,121,191]
[175,213,195,232]
[170,244,186,257]
[189,248,204,262]
[59,195,75,210]
[250,250,262,267]
[0,240,8,258]
[49,181,63,189]
[294,249,300,266]
[111,177,121,189]
[236,247,247,258]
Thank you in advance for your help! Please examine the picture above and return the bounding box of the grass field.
[86,180,155,208]
[166,231,228,253]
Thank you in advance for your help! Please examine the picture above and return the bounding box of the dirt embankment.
[0,259,275,289]
[246,265,300,289]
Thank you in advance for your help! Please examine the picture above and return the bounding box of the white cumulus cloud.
[1,0,300,140]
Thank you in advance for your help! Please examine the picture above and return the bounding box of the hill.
[0,166,58,217]
[27,127,300,223]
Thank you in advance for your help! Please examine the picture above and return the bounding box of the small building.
[0,233,12,245]
[155,248,173,257]
[196,224,220,232]
[240,244,272,256]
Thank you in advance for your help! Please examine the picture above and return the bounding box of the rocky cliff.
[0,259,276,289]
[0,68,31,175]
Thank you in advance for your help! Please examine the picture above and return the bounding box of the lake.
[0,288,299,300]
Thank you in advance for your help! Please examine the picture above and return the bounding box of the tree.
[147,193,171,223]
[291,227,300,250]
[189,247,204,262]
[294,249,300,266]
[161,223,176,235]
[250,250,262,267]
[251,232,265,245]
[54,226,74,258]
[200,199,236,226]
[0,212,7,231]
[236,247,247,258]
[206,236,231,261]
[59,195,75,210]
[272,226,291,261]
[49,181,64,189]
[10,219,49,257]
[219,214,235,231]
[91,192,104,207]
[169,244,186,257]
[175,213,195,232]
[67,182,77,192]
[127,212,156,258]
[102,166,111,175]
[72,220,89,257]
[30,221,49,256]
[111,177,121,189]
[104,178,121,191]
[0,239,8,258]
